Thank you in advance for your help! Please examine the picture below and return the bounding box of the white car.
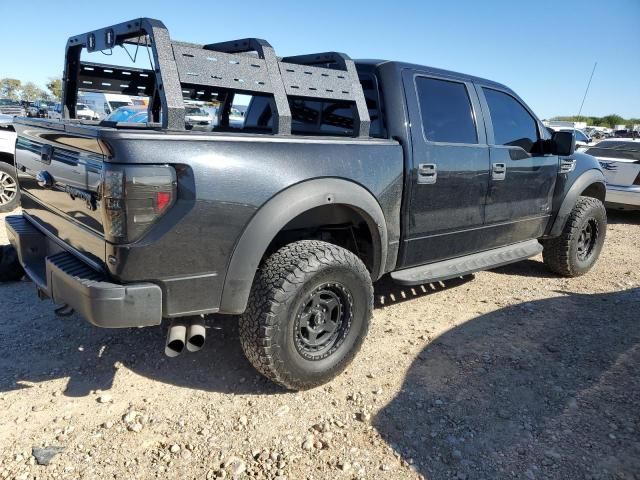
[551,128,593,148]
[185,106,212,131]
[0,115,19,212]
[47,103,62,120]
[75,103,99,120]
[585,138,640,210]
[48,103,98,120]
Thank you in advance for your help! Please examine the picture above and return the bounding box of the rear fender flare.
[219,178,388,314]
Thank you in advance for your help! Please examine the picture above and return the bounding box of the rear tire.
[239,240,373,390]
[0,162,20,213]
[0,245,24,282]
[543,196,607,277]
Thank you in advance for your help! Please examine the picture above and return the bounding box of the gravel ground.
[0,208,639,480]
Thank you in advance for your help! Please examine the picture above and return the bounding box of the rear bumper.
[606,185,640,208]
[5,215,162,328]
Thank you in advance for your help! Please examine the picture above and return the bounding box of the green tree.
[0,78,22,100]
[20,82,43,102]
[46,78,62,100]
[601,114,625,129]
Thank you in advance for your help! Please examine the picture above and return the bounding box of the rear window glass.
[289,98,355,137]
[415,77,477,144]
[237,76,385,138]
[585,142,640,161]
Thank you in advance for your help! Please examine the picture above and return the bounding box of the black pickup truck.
[5,19,607,390]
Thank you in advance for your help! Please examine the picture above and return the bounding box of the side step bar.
[390,240,543,286]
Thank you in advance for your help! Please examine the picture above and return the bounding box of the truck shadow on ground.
[0,275,473,397]
[606,209,640,225]
[374,288,640,479]
[0,280,281,396]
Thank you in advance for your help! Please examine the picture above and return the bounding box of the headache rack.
[62,18,370,136]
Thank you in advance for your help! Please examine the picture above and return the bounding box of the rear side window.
[483,88,539,152]
[585,142,640,161]
[415,77,477,144]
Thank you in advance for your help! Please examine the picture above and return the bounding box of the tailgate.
[14,119,106,264]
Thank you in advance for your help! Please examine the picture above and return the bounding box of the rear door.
[477,86,558,246]
[14,120,106,262]
[400,70,491,267]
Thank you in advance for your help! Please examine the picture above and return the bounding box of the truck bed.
[13,116,403,318]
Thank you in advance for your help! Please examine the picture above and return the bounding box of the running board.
[390,240,543,286]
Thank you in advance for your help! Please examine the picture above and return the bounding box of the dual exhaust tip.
[165,317,206,357]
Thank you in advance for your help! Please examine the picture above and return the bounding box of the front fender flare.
[549,168,606,237]
[219,178,389,314]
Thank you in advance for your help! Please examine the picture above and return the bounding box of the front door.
[400,71,491,268]
[476,86,558,246]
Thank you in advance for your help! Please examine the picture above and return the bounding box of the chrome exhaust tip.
[164,319,188,357]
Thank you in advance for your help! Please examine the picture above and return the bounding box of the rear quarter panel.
[100,130,404,316]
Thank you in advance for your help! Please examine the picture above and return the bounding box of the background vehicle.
[47,102,98,120]
[585,138,640,210]
[0,115,20,212]
[78,92,133,119]
[6,18,608,390]
[76,103,98,120]
[26,100,52,118]
[47,102,62,120]
[184,106,212,131]
[0,99,25,117]
[548,127,593,148]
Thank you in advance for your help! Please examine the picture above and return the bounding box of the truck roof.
[355,59,512,93]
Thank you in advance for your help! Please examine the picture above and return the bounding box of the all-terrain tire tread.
[543,196,606,277]
[239,240,373,390]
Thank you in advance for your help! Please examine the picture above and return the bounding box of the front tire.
[543,196,607,277]
[0,162,20,213]
[239,240,373,390]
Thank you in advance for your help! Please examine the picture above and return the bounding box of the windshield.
[0,99,21,106]
[185,107,208,116]
[575,130,588,142]
[77,104,88,110]
[108,101,133,110]
[106,106,145,122]
[128,111,149,123]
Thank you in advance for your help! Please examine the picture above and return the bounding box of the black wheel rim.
[294,282,353,361]
[577,218,598,261]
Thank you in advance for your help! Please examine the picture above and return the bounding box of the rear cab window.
[415,77,478,144]
[239,74,386,138]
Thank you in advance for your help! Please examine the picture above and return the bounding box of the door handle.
[417,163,437,184]
[492,163,506,181]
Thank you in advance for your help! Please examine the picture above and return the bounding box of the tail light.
[101,164,177,243]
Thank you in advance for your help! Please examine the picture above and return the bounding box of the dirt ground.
[0,208,638,480]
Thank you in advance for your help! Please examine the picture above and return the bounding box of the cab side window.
[483,88,539,153]
[415,77,478,144]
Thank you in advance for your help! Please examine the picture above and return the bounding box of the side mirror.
[552,131,576,156]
